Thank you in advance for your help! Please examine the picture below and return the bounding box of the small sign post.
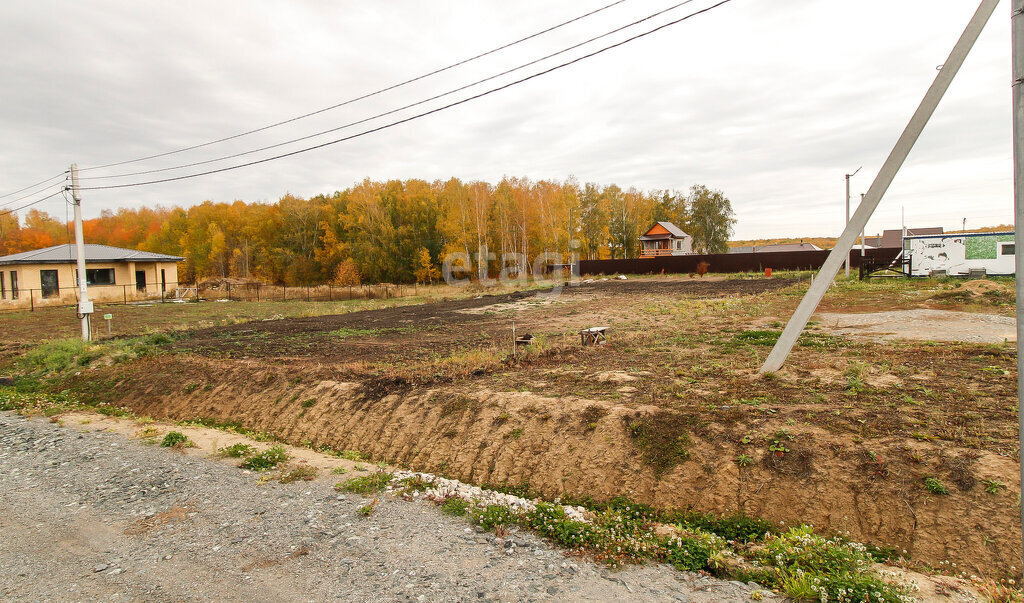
[103,313,113,336]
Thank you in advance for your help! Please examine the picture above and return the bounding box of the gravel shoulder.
[0,411,773,602]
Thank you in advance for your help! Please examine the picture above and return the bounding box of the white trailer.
[906,232,1016,277]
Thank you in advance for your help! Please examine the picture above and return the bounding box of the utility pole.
[1010,0,1024,572]
[70,164,93,341]
[761,0,998,374]
[962,217,967,233]
[860,193,866,260]
[844,167,862,277]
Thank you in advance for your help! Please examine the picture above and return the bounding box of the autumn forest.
[0,177,735,285]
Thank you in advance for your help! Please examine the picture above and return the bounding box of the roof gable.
[646,223,671,236]
[642,221,689,238]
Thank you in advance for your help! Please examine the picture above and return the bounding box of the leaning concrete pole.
[1011,0,1024,572]
[761,0,999,374]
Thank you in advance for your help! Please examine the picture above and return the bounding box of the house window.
[87,268,116,285]
[1000,242,1015,256]
[40,270,59,298]
[10,271,17,299]
[75,268,116,286]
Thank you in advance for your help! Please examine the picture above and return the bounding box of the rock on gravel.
[0,412,776,601]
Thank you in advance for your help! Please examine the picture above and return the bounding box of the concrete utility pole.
[761,0,999,374]
[843,167,862,277]
[70,164,93,342]
[1010,0,1024,570]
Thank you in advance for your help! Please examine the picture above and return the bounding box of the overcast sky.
[0,0,1014,240]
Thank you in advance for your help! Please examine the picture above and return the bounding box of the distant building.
[729,242,823,254]
[863,227,943,249]
[906,232,1015,277]
[0,244,183,308]
[639,222,693,257]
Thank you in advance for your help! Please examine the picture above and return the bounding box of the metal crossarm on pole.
[760,0,1000,374]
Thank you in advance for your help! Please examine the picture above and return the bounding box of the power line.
[0,179,69,210]
[81,0,704,183]
[0,190,66,218]
[0,171,68,201]
[80,0,734,192]
[78,0,633,173]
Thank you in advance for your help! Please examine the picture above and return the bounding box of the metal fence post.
[29,289,34,312]
[306,285,310,302]
[256,282,260,302]
[123,285,127,305]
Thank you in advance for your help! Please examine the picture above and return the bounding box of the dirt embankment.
[82,354,1022,578]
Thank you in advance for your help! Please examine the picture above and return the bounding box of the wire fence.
[0,281,423,313]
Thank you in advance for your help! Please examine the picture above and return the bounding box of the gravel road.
[0,412,774,602]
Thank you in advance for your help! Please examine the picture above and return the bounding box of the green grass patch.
[439,498,470,516]
[160,431,192,447]
[218,443,255,458]
[924,477,950,495]
[328,326,416,339]
[730,330,845,350]
[335,472,393,495]
[242,445,289,470]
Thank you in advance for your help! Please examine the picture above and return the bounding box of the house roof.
[878,227,943,248]
[0,244,184,266]
[640,221,689,240]
[904,230,1014,240]
[729,243,823,254]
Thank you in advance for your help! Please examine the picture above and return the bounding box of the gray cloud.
[0,0,1014,239]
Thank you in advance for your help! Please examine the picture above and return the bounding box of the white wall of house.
[908,234,1016,276]
[673,236,694,255]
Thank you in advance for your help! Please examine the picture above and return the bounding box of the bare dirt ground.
[173,278,796,363]
[5,274,1022,580]
[0,411,775,602]
[816,309,1016,343]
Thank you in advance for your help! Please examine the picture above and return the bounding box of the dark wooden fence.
[579,248,901,276]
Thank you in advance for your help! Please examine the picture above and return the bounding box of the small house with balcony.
[639,222,693,257]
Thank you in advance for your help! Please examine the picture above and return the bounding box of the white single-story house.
[639,222,693,257]
[0,244,184,308]
[906,232,1015,277]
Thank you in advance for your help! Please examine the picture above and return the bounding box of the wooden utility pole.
[70,164,93,341]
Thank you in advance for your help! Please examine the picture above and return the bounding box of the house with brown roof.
[639,222,693,257]
[863,227,944,249]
